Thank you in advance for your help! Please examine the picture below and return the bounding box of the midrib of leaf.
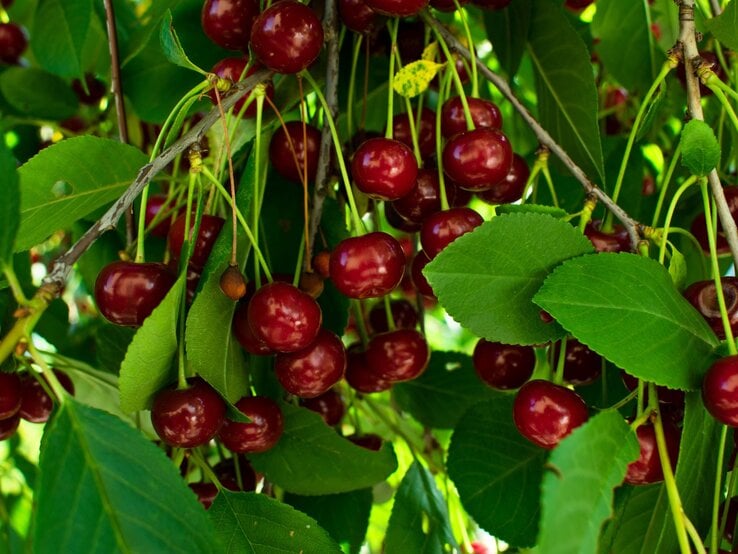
[21,181,128,214]
[221,494,257,553]
[463,450,540,503]
[59,3,87,66]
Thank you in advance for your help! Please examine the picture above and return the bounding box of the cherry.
[443,128,513,191]
[440,96,503,139]
[385,203,422,233]
[0,414,19,441]
[151,379,226,448]
[395,20,425,61]
[366,329,430,382]
[472,340,535,390]
[338,0,385,35]
[513,380,589,449]
[313,251,331,279]
[0,23,26,64]
[703,355,738,426]
[71,75,107,106]
[430,0,468,11]
[603,87,629,136]
[274,329,347,398]
[300,389,345,426]
[625,420,681,485]
[676,51,725,97]
[551,339,602,386]
[620,372,685,405]
[345,347,393,393]
[368,299,418,334]
[0,372,22,420]
[18,371,75,424]
[189,482,219,510]
[684,278,738,339]
[247,281,322,352]
[251,1,324,75]
[95,261,176,327]
[565,0,594,9]
[477,154,530,205]
[352,138,418,201]
[364,0,428,16]
[218,396,284,453]
[391,108,437,161]
[583,219,631,253]
[347,433,383,451]
[410,250,436,298]
[144,194,179,238]
[201,0,260,51]
[213,456,258,491]
[329,232,406,299]
[420,207,483,259]
[232,300,275,355]
[391,169,443,225]
[168,214,225,271]
[208,58,273,118]
[269,121,321,184]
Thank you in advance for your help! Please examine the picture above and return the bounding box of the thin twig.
[422,12,643,249]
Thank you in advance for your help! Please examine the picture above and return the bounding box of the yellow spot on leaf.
[393,60,445,99]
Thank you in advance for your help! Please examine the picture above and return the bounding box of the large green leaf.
[33,399,214,554]
[159,10,203,74]
[537,411,639,554]
[591,0,657,93]
[31,0,92,77]
[209,492,341,554]
[534,253,720,390]
[249,404,398,495]
[482,0,532,77]
[0,145,19,264]
[121,0,184,65]
[393,351,500,429]
[527,0,604,183]
[705,0,738,50]
[385,462,459,554]
[424,213,594,345]
[0,67,79,120]
[447,397,546,547]
[599,485,661,553]
[15,137,147,251]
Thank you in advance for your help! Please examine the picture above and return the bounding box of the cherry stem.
[435,69,453,212]
[385,19,399,140]
[254,93,266,286]
[658,176,698,265]
[297,76,312,270]
[706,71,738,103]
[707,82,738,136]
[351,300,369,347]
[26,342,67,405]
[391,47,423,164]
[293,233,305,289]
[2,264,28,306]
[519,157,545,206]
[452,0,478,98]
[552,337,567,385]
[607,388,638,412]
[346,34,363,140]
[651,142,683,227]
[383,295,396,332]
[685,517,708,554]
[710,424,728,554]
[578,195,597,233]
[636,379,646,417]
[189,449,223,491]
[540,164,559,209]
[718,452,738,547]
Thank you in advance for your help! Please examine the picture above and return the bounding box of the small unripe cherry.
[220,265,248,300]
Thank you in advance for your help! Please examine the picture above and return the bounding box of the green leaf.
[424,213,594,345]
[668,245,687,289]
[0,145,19,264]
[31,0,92,78]
[160,10,205,74]
[121,0,184,66]
[636,81,666,141]
[495,203,568,218]
[249,404,398,495]
[537,411,639,554]
[534,253,719,390]
[705,0,738,50]
[447,397,546,547]
[284,490,373,554]
[680,119,721,177]
[385,462,459,554]
[527,0,605,183]
[33,399,215,553]
[119,276,185,412]
[599,485,661,553]
[0,67,79,120]
[95,324,136,375]
[15,137,147,252]
[209,492,342,554]
[591,0,657,93]
[483,0,532,77]
[393,351,500,429]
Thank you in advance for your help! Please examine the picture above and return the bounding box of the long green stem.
[708,84,738,136]
[436,69,453,211]
[658,176,698,264]
[385,19,399,139]
[254,94,265,286]
[2,263,27,305]
[347,34,363,140]
[710,425,728,554]
[453,0,478,97]
[652,143,683,227]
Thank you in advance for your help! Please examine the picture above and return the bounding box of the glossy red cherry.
[345,347,393,393]
[364,0,428,16]
[391,169,443,225]
[366,329,430,382]
[703,355,738,426]
[410,250,435,298]
[168,214,225,271]
[352,138,419,200]
[251,1,324,74]
[274,329,346,398]
[368,299,418,334]
[0,23,26,64]
[420,207,483,259]
[269,121,321,184]
[625,420,681,485]
[395,19,425,61]
[71,74,107,106]
[443,128,513,191]
[478,154,530,205]
[18,371,75,424]
[551,339,602,386]
[440,96,502,139]
[676,51,724,97]
[208,58,273,118]
[213,455,258,491]
[151,379,226,448]
[218,396,284,453]
[201,0,260,51]
[338,0,385,34]
[329,232,406,299]
[232,300,274,355]
[473,340,536,390]
[385,202,422,232]
[0,414,19,440]
[513,380,589,449]
[391,108,437,160]
[0,372,22,420]
[684,278,738,339]
[300,389,345,425]
[189,482,219,510]
[583,219,631,253]
[144,194,180,238]
[247,281,322,352]
[347,433,383,451]
[95,261,177,327]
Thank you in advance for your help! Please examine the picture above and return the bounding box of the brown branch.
[422,12,643,248]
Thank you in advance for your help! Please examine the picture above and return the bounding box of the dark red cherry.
[443,128,513,191]
[269,121,321,184]
[0,23,26,64]
[625,420,681,485]
[232,300,274,355]
[392,169,442,224]
[620,372,685,405]
[551,339,602,386]
[0,414,19,440]
[145,194,180,238]
[0,372,22,420]
[391,108,437,161]
[201,0,260,51]
[583,219,631,253]
[368,299,418,334]
[676,51,724,97]
[218,396,284,453]
[345,348,393,393]
[168,214,225,271]
[366,329,430,382]
[247,281,322,353]
[94,261,176,327]
[364,0,428,16]
[477,154,530,205]
[352,138,419,200]
[347,433,383,451]
[472,340,536,390]
[420,207,483,259]
[513,380,589,449]
[410,250,435,298]
[565,0,594,9]
[684,278,738,339]
[71,74,107,106]
[208,58,273,118]
[213,456,258,491]
[151,379,226,448]
[430,0,468,11]
[338,0,385,34]
[385,202,423,232]
[329,232,406,299]
[440,96,503,139]
[703,355,738,426]
[472,0,511,8]
[274,329,347,398]
[395,19,425,61]
[189,482,219,509]
[251,1,324,75]
[18,371,75,424]
[300,389,345,425]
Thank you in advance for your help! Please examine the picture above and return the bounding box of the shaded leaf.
[0,145,19,264]
[31,0,92,78]
[483,0,532,77]
[160,10,205,74]
[0,67,79,120]
[705,0,738,50]
[495,203,568,218]
[681,119,720,177]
